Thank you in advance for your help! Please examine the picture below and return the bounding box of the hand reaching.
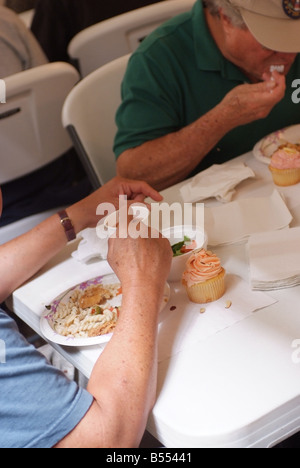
[68,176,163,233]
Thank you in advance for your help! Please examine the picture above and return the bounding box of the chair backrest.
[62,54,130,188]
[68,0,196,77]
[0,62,80,185]
[19,8,35,28]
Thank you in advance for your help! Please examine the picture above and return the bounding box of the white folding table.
[11,152,300,447]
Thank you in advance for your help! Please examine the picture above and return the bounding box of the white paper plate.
[40,273,170,347]
[252,124,300,164]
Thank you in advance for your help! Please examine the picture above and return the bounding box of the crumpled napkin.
[180,161,255,203]
[72,228,108,263]
[248,227,300,290]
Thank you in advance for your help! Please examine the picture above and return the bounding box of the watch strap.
[58,210,76,242]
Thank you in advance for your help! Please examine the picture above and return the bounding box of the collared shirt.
[114,0,300,173]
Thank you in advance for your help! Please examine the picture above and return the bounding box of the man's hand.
[107,223,172,295]
[219,71,286,130]
[68,176,163,234]
[99,176,163,205]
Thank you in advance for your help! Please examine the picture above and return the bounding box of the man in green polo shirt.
[114,0,300,190]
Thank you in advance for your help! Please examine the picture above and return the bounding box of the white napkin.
[205,190,293,246]
[248,227,300,290]
[72,228,108,263]
[180,161,255,203]
[158,274,277,362]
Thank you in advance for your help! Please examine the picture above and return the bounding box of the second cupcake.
[182,249,225,304]
[269,144,300,186]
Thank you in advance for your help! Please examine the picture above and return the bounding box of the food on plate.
[182,248,225,304]
[280,142,300,151]
[269,144,300,186]
[51,283,121,338]
[171,236,197,257]
[79,285,115,309]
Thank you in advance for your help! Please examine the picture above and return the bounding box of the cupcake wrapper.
[269,166,300,187]
[185,268,226,304]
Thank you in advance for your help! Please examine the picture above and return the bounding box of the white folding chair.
[0,62,80,244]
[19,8,35,28]
[68,0,196,77]
[62,54,130,189]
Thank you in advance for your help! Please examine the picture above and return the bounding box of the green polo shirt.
[114,0,300,173]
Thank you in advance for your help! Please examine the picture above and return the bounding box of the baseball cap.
[228,0,300,52]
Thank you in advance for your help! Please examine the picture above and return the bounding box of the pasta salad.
[48,282,121,339]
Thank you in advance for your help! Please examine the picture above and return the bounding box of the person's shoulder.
[137,10,193,55]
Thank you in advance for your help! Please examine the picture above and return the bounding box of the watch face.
[282,0,300,19]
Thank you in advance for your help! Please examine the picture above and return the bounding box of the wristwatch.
[58,210,76,243]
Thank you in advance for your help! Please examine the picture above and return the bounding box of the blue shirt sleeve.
[0,309,93,448]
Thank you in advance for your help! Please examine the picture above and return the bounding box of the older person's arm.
[0,177,162,302]
[56,227,172,448]
[117,73,286,191]
[0,175,172,448]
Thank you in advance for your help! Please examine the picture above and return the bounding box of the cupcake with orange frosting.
[182,249,225,304]
[269,144,300,186]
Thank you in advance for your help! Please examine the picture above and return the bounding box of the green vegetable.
[92,306,103,315]
[171,236,191,257]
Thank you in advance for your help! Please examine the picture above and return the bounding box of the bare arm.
[55,227,172,448]
[0,177,162,302]
[1,176,171,447]
[0,175,171,448]
[117,73,286,191]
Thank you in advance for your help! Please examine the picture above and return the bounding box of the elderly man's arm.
[55,226,172,448]
[0,174,172,448]
[117,73,286,191]
[0,177,162,302]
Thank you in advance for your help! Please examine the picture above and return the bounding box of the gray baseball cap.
[229,0,300,52]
